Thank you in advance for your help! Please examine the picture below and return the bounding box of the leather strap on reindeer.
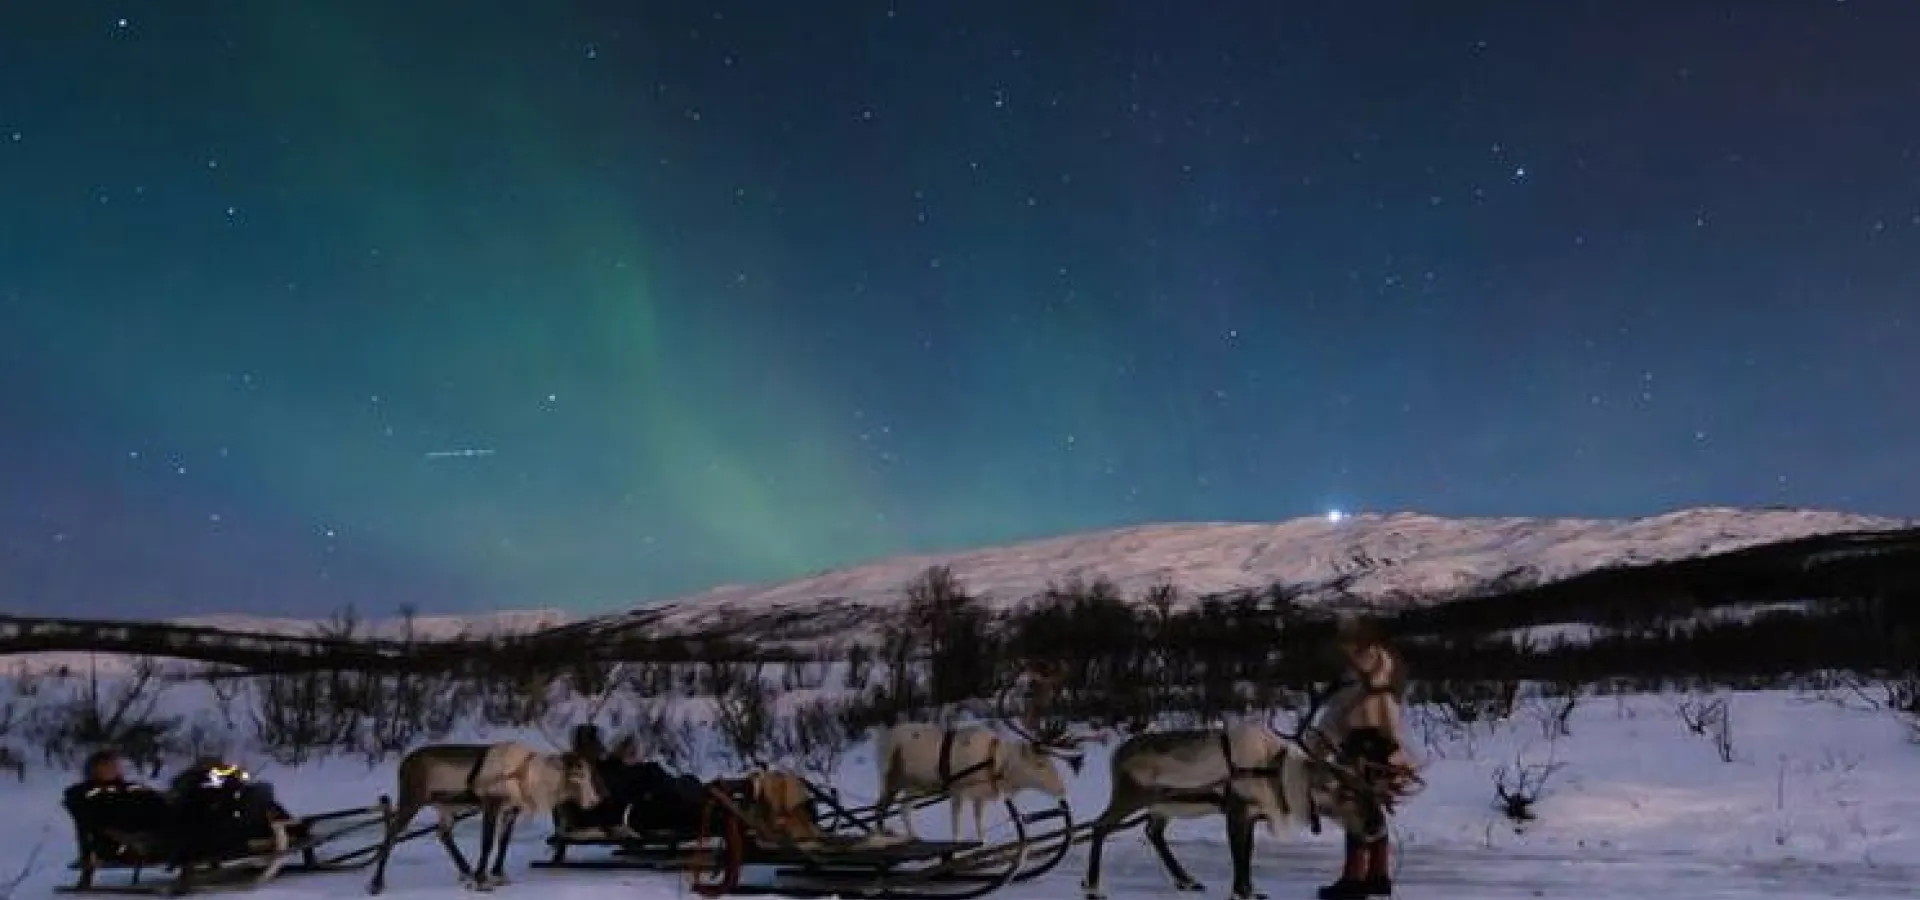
[936,730,1002,791]
[1216,732,1293,817]
[465,748,537,799]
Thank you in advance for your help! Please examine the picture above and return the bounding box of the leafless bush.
[843,644,876,691]
[1819,672,1920,741]
[173,713,235,764]
[28,657,175,776]
[621,660,678,699]
[1675,693,1736,762]
[1492,740,1565,826]
[252,667,349,765]
[345,671,462,764]
[0,746,25,782]
[713,672,777,770]
[781,655,832,692]
[474,668,550,728]
[1419,679,1520,726]
[768,700,854,784]
[1525,679,1584,739]
[631,705,717,776]
[200,666,245,728]
[1407,699,1479,761]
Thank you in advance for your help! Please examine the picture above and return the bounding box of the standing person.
[1311,616,1414,899]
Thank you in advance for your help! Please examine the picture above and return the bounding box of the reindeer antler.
[1286,680,1343,750]
[995,678,1040,744]
[997,671,1092,750]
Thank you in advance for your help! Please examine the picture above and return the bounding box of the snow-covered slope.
[581,507,1908,643]
[170,609,576,640]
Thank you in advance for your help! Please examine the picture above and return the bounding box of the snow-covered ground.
[1,687,1914,898]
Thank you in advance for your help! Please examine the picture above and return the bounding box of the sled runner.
[534,770,1080,899]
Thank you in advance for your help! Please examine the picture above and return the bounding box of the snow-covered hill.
[13,507,1909,666]
[576,507,1909,644]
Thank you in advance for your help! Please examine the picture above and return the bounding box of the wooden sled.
[534,772,1076,899]
[58,796,474,895]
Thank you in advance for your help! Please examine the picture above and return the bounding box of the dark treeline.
[9,559,1917,775]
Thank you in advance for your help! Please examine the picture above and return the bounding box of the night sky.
[3,2,1916,619]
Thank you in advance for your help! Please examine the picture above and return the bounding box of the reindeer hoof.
[1080,882,1105,900]
[1174,880,1206,892]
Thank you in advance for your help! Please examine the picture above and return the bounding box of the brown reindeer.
[366,742,603,894]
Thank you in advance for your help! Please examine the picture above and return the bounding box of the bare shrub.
[631,705,718,776]
[843,644,876,691]
[200,666,245,728]
[624,660,678,699]
[1492,741,1565,826]
[769,699,854,785]
[29,656,175,776]
[1675,693,1736,762]
[1421,679,1519,726]
[252,666,348,765]
[474,666,555,730]
[781,654,832,692]
[712,670,777,770]
[1822,672,1920,741]
[1407,698,1479,761]
[1526,679,1584,739]
[173,713,235,764]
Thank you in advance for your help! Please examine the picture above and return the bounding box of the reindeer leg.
[1081,785,1145,900]
[469,801,499,891]
[1224,798,1265,900]
[488,807,518,884]
[436,806,477,888]
[1145,814,1205,892]
[972,798,987,844]
[949,796,963,843]
[898,792,921,840]
[368,799,422,896]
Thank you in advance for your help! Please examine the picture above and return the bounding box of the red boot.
[1361,836,1392,896]
[1314,836,1371,900]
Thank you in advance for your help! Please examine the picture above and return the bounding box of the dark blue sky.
[2,1,1915,619]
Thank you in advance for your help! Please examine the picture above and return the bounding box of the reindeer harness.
[934,729,1004,793]
[461,749,539,804]
[1153,732,1296,818]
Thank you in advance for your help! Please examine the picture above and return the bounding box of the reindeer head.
[559,751,606,811]
[995,681,1094,790]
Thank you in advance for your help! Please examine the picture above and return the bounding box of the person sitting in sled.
[1313,616,1418,900]
[168,757,305,862]
[62,750,175,861]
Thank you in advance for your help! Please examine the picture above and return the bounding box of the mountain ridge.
[19,507,1909,659]
[570,505,1910,644]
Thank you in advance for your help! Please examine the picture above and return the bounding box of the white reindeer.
[872,716,1090,842]
[367,741,604,894]
[1078,720,1333,900]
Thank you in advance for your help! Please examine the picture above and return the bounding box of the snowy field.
[0,685,1916,899]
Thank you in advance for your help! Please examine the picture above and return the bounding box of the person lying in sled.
[168,757,306,861]
[561,725,709,835]
[63,750,175,861]
[1313,616,1419,900]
